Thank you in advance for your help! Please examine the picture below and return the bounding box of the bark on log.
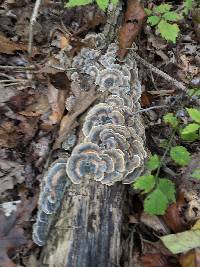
[37,3,146,266]
[40,180,125,267]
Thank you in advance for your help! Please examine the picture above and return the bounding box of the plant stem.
[154,128,177,184]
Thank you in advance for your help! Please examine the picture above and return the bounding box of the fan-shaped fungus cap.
[66,152,106,184]
[83,33,106,49]
[122,166,144,184]
[86,124,130,148]
[40,159,69,214]
[82,103,125,137]
[100,149,125,185]
[66,143,106,184]
[99,52,116,68]
[95,69,129,92]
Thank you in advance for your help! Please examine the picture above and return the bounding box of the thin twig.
[2,82,29,87]
[28,0,42,56]
[0,79,28,83]
[135,105,167,114]
[0,65,35,71]
[129,50,187,91]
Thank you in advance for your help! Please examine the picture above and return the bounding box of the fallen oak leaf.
[163,191,188,233]
[179,248,200,267]
[117,0,146,59]
[0,34,37,55]
[141,253,177,267]
[0,197,37,267]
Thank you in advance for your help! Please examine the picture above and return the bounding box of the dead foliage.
[0,197,37,267]
[118,0,146,59]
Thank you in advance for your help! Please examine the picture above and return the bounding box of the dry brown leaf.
[179,248,200,267]
[60,35,70,49]
[141,253,174,267]
[163,192,188,233]
[0,197,37,267]
[0,34,31,54]
[118,0,146,59]
[19,94,50,117]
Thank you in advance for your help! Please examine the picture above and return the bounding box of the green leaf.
[111,0,118,5]
[147,16,160,26]
[147,154,160,171]
[158,179,176,202]
[170,146,191,166]
[145,8,152,16]
[183,0,193,15]
[186,108,200,123]
[153,4,172,14]
[158,20,180,43]
[163,11,182,21]
[65,0,93,7]
[161,229,200,254]
[163,113,179,128]
[180,131,199,141]
[182,123,200,135]
[188,88,200,97]
[96,0,109,10]
[133,175,155,194]
[191,168,200,180]
[144,189,168,215]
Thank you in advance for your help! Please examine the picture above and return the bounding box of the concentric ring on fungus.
[95,68,129,92]
[82,103,125,137]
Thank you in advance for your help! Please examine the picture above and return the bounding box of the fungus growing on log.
[82,103,125,137]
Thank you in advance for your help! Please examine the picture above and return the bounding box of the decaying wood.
[38,3,143,267]
[40,180,125,267]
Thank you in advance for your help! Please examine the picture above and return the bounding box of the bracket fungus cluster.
[66,35,147,185]
[33,33,147,246]
[33,159,69,246]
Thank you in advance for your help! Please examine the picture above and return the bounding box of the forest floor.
[0,0,199,266]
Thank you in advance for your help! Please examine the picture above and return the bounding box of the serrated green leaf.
[96,0,109,10]
[163,113,179,128]
[163,11,182,21]
[186,108,200,123]
[158,179,176,202]
[133,175,155,193]
[183,0,193,15]
[154,4,172,14]
[182,123,200,135]
[144,189,168,215]
[191,168,200,180]
[65,0,93,7]
[147,154,160,171]
[180,131,199,141]
[170,146,191,166]
[161,229,200,254]
[188,88,200,97]
[111,0,118,5]
[145,8,152,16]
[158,20,180,43]
[147,16,160,26]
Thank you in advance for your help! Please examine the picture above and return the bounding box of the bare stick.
[0,79,28,83]
[28,0,42,56]
[0,65,35,71]
[130,50,187,91]
[135,105,167,114]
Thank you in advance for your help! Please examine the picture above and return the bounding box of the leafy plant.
[183,0,193,15]
[133,155,176,215]
[134,106,200,215]
[65,0,118,11]
[145,3,182,43]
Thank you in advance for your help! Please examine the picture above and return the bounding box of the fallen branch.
[28,0,42,56]
[130,50,187,91]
